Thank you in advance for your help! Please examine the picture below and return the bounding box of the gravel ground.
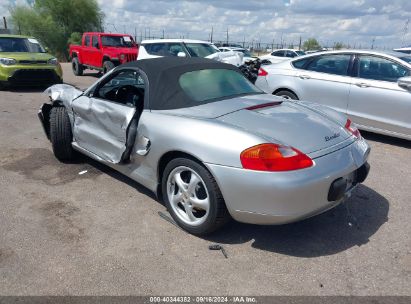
[0,63,410,296]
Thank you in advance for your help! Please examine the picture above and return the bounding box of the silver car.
[256,50,411,140]
[38,57,370,235]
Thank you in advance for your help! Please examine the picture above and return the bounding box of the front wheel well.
[272,88,299,99]
[70,52,77,60]
[102,57,120,65]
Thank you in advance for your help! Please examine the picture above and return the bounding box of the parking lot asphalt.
[0,63,410,296]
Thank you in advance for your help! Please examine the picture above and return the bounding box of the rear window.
[179,69,262,102]
[292,58,310,69]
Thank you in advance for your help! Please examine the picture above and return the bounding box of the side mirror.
[44,47,50,53]
[398,76,411,90]
[94,42,100,49]
[177,52,186,58]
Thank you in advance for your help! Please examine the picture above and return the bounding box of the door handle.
[136,137,151,156]
[298,74,311,79]
[355,82,370,88]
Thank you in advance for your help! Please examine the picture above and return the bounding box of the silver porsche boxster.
[38,57,371,235]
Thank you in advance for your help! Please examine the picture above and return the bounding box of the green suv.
[0,34,63,88]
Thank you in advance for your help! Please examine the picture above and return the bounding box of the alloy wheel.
[166,166,210,226]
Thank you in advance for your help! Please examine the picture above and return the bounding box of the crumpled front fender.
[39,84,82,140]
[43,84,83,108]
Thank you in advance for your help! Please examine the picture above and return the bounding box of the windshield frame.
[0,37,46,53]
[236,49,253,57]
[183,43,220,58]
[101,35,135,48]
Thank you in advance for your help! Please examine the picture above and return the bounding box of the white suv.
[138,39,243,66]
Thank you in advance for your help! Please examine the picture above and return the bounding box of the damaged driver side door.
[71,69,145,163]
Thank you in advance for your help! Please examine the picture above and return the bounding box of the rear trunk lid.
[216,100,352,155]
[159,93,353,155]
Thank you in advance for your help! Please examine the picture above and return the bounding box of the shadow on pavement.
[3,86,49,93]
[206,185,389,257]
[81,70,102,78]
[83,156,158,201]
[52,153,389,258]
[361,131,410,149]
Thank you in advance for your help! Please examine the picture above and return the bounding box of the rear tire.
[50,106,75,161]
[103,61,115,74]
[72,57,83,76]
[274,90,298,100]
[162,158,230,235]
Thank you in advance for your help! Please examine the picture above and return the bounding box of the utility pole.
[210,26,213,43]
[280,33,283,48]
[3,16,7,29]
[371,37,375,49]
[226,28,229,45]
[402,19,409,47]
[99,15,103,32]
[298,36,302,50]
[162,29,165,39]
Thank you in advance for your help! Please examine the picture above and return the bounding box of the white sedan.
[255,50,411,140]
[259,49,306,64]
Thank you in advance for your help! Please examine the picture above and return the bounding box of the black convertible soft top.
[120,57,241,110]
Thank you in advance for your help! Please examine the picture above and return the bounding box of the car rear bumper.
[205,138,370,225]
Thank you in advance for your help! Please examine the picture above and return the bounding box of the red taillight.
[240,143,313,172]
[345,119,361,138]
[258,68,268,76]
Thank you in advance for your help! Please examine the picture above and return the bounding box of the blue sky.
[2,0,410,49]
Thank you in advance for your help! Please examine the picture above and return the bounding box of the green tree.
[302,38,321,51]
[334,42,344,50]
[10,0,103,60]
[67,32,82,46]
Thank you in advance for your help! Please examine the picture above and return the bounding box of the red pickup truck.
[69,32,139,75]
